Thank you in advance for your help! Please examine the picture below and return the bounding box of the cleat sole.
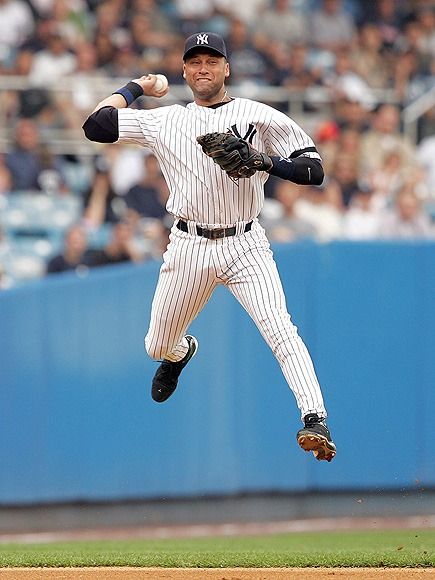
[297,433,336,462]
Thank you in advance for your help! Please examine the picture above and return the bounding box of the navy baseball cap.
[183,32,228,60]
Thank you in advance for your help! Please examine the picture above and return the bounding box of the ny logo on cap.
[196,34,209,45]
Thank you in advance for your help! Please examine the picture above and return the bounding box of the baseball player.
[83,32,336,462]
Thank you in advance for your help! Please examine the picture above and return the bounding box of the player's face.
[183,50,230,102]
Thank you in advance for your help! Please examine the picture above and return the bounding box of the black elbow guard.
[269,156,324,185]
[82,106,119,143]
[305,158,324,185]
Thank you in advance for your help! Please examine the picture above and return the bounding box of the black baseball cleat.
[151,335,198,403]
[297,413,337,462]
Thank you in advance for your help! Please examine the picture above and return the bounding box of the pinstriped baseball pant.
[144,220,327,419]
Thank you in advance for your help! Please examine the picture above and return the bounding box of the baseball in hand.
[154,74,168,92]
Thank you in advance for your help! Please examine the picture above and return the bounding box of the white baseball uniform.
[117,98,327,418]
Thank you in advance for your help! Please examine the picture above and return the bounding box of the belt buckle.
[211,228,225,240]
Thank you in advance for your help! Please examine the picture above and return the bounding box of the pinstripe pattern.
[118,99,320,227]
[144,220,326,419]
[122,98,327,418]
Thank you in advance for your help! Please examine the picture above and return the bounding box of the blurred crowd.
[1,0,435,288]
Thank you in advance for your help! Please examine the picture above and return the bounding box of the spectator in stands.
[329,151,360,208]
[82,156,123,229]
[214,0,268,28]
[342,182,380,240]
[0,0,34,69]
[271,42,317,90]
[415,6,435,60]
[359,104,417,178]
[5,118,64,191]
[377,187,434,239]
[94,0,127,43]
[100,144,145,197]
[19,14,55,53]
[104,40,142,78]
[253,0,307,55]
[129,0,175,36]
[352,23,391,90]
[27,31,77,87]
[361,0,403,49]
[94,31,117,69]
[129,13,173,70]
[310,0,356,55]
[124,154,169,221]
[37,143,68,193]
[322,48,376,112]
[48,0,90,47]
[132,217,171,261]
[46,223,93,274]
[27,0,87,21]
[317,126,362,187]
[395,16,426,59]
[369,149,420,213]
[159,45,186,84]
[56,42,105,129]
[10,19,56,119]
[89,220,144,267]
[260,181,316,242]
[338,126,363,159]
[173,0,214,35]
[225,18,269,85]
[290,181,343,242]
[92,1,127,67]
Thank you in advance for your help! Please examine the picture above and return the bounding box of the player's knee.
[267,325,300,360]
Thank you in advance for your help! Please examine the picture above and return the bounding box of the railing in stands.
[0,75,402,154]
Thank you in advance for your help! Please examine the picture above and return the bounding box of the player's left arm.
[266,152,324,186]
[197,131,324,184]
[262,110,324,186]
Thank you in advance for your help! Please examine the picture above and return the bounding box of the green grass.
[0,529,434,568]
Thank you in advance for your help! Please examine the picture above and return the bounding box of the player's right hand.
[132,75,169,98]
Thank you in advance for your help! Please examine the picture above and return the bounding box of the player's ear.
[182,64,186,78]
[225,62,230,78]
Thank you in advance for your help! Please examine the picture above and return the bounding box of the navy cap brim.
[183,33,227,60]
[183,46,227,60]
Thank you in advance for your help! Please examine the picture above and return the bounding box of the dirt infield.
[1,568,435,579]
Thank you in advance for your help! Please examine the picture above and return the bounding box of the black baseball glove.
[196,131,272,179]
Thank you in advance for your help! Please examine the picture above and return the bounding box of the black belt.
[176,220,252,240]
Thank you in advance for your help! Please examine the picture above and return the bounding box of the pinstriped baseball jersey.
[117,98,320,226]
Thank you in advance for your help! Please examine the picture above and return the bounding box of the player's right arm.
[82,75,168,144]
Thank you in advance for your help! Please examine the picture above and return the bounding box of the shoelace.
[305,416,323,427]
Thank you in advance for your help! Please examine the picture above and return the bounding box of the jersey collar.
[207,98,234,109]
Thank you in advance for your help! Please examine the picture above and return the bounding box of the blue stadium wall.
[1,241,434,504]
